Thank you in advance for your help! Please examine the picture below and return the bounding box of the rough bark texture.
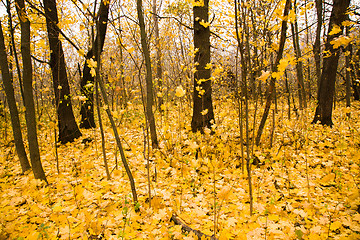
[191,0,215,133]
[0,20,31,173]
[80,0,110,129]
[16,0,47,182]
[43,0,82,143]
[312,0,350,125]
[313,0,322,89]
[255,0,290,146]
[137,0,158,147]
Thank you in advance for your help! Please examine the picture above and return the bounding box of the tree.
[255,0,291,145]
[16,0,47,182]
[313,0,323,89]
[191,0,214,133]
[43,0,82,143]
[290,0,307,109]
[153,0,163,112]
[0,20,31,173]
[312,0,350,125]
[79,0,110,129]
[137,0,159,147]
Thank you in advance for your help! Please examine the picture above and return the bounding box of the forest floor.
[0,99,360,240]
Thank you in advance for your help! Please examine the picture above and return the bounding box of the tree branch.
[170,214,218,240]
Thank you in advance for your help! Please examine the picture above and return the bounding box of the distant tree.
[16,0,47,182]
[191,0,214,133]
[43,0,82,143]
[79,0,110,129]
[0,20,31,173]
[312,0,350,125]
[137,0,159,147]
[255,0,291,145]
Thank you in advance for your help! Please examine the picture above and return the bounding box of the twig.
[170,214,218,240]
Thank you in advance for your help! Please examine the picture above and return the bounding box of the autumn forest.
[0,0,360,239]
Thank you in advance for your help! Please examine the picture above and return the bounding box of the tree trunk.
[16,0,47,182]
[43,0,82,144]
[153,0,163,112]
[290,0,307,109]
[191,0,214,133]
[137,0,159,147]
[0,20,31,173]
[313,0,322,90]
[312,0,350,126]
[255,0,291,146]
[79,0,110,129]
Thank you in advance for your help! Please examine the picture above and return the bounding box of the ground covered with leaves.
[0,100,360,239]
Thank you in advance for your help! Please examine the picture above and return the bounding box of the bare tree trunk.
[290,0,307,109]
[191,0,215,133]
[43,0,82,144]
[16,0,47,182]
[0,20,31,173]
[312,0,350,125]
[153,0,163,112]
[255,0,291,146]
[137,0,159,147]
[5,0,25,105]
[80,0,110,129]
[313,0,322,90]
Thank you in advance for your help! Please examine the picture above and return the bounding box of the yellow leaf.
[330,36,352,49]
[87,58,97,68]
[77,49,85,56]
[329,25,342,35]
[127,47,135,54]
[201,109,208,115]
[90,68,96,77]
[199,20,210,28]
[175,85,186,97]
[258,70,270,82]
[218,185,231,200]
[192,0,204,7]
[330,221,342,231]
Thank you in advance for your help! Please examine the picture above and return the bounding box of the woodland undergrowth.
[0,99,360,240]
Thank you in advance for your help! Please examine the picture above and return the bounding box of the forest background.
[0,0,360,239]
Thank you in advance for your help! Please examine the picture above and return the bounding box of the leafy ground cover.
[0,100,360,239]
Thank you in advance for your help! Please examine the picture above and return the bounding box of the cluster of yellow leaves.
[0,100,360,239]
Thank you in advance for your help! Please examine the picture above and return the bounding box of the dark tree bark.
[16,0,47,182]
[313,0,323,89]
[79,0,110,129]
[0,20,31,173]
[255,0,291,146]
[137,0,159,147]
[290,0,307,109]
[312,0,350,126]
[191,0,215,133]
[351,49,360,100]
[43,0,82,144]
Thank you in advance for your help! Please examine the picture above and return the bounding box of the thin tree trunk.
[6,0,25,105]
[43,0,82,144]
[137,0,159,147]
[80,0,110,129]
[191,0,215,133]
[153,0,163,112]
[0,20,31,173]
[290,0,307,109]
[255,0,291,146]
[16,0,47,182]
[312,0,350,125]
